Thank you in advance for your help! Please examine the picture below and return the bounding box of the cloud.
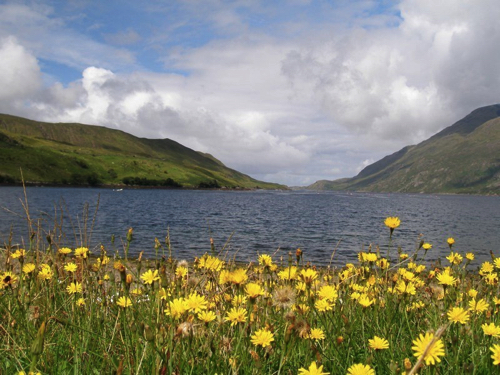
[0,36,41,103]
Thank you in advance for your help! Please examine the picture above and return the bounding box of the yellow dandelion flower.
[185,292,208,313]
[491,344,500,365]
[175,266,188,278]
[22,263,36,274]
[64,262,78,273]
[117,296,133,308]
[307,328,326,341]
[37,264,53,280]
[140,269,160,284]
[229,268,248,285]
[480,262,494,275]
[76,298,85,307]
[358,294,375,308]
[66,282,82,294]
[369,336,389,350]
[278,266,298,280]
[412,332,445,365]
[446,252,463,265]
[197,253,225,271]
[467,289,478,299]
[258,254,273,267]
[11,249,26,259]
[447,307,469,324]
[245,282,265,298]
[250,328,274,348]
[422,243,432,251]
[384,216,400,230]
[347,363,375,375]
[165,298,187,319]
[482,323,500,337]
[58,247,72,255]
[447,237,455,247]
[232,294,248,306]
[436,270,456,286]
[465,252,474,261]
[224,307,247,326]
[74,247,89,259]
[315,299,334,312]
[317,285,338,302]
[298,361,329,375]
[198,310,217,323]
[130,288,143,296]
[300,268,318,284]
[469,298,489,314]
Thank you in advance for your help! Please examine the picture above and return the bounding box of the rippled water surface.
[0,187,498,266]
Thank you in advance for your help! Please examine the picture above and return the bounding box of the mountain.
[307,104,500,194]
[0,113,286,189]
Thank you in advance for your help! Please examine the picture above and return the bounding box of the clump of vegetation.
[1,212,500,374]
[122,176,182,187]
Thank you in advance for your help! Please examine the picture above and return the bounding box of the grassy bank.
[1,219,500,374]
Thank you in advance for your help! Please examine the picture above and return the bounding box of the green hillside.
[307,105,500,194]
[0,113,286,189]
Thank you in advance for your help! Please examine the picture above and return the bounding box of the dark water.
[0,187,498,266]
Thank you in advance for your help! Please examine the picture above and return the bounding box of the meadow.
[1,214,500,375]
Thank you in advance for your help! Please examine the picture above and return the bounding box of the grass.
[1,201,500,374]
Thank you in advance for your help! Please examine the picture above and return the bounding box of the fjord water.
[0,187,498,266]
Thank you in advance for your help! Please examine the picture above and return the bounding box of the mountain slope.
[306,105,500,194]
[0,113,286,189]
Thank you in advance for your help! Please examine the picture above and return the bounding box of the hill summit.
[307,104,500,194]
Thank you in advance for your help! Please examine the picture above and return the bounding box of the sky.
[1,0,499,186]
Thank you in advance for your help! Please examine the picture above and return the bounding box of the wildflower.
[384,216,400,231]
[298,361,329,375]
[358,294,375,308]
[317,285,338,302]
[165,298,187,319]
[198,253,224,271]
[22,263,36,274]
[482,323,500,337]
[1,271,17,287]
[446,252,463,265]
[245,282,265,299]
[229,268,248,285]
[140,269,160,284]
[422,243,432,251]
[447,237,455,248]
[300,268,318,284]
[117,296,132,308]
[369,336,389,350]
[399,253,409,260]
[412,332,445,365]
[468,289,478,299]
[480,262,494,275]
[74,247,89,259]
[258,254,273,267]
[175,266,188,278]
[377,258,389,269]
[76,298,85,307]
[484,272,498,285]
[278,266,298,280]
[469,298,489,314]
[225,307,247,325]
[198,310,217,323]
[58,247,72,255]
[465,253,475,261]
[307,328,326,341]
[66,282,82,294]
[491,344,500,365]
[250,328,274,348]
[315,299,334,312]
[347,363,375,375]
[447,307,469,324]
[130,288,143,296]
[361,252,378,263]
[11,249,26,259]
[396,280,416,296]
[64,262,78,273]
[436,270,456,286]
[37,264,53,280]
[185,292,208,313]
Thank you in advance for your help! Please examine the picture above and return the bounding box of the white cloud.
[0,36,41,103]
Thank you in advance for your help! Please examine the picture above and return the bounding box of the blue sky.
[0,0,499,185]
